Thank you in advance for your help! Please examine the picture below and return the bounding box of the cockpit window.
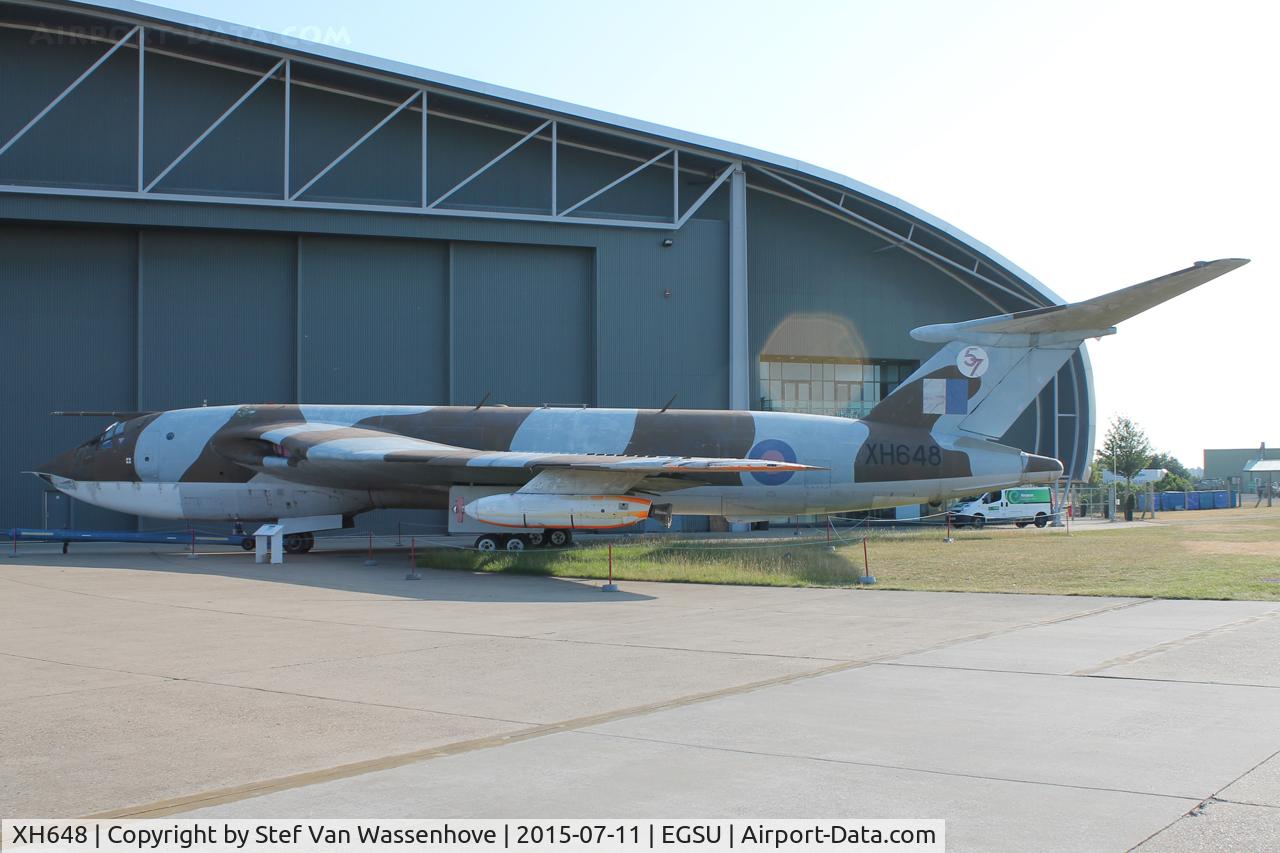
[99,421,125,449]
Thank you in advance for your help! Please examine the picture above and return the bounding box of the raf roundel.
[748,438,799,486]
[956,345,989,378]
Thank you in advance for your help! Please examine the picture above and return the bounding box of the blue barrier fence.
[1136,490,1238,512]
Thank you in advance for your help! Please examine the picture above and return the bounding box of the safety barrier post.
[602,542,618,592]
[405,536,421,580]
[9,527,17,558]
[944,512,954,544]
[364,531,377,566]
[187,526,198,559]
[397,521,402,547]
[858,535,876,585]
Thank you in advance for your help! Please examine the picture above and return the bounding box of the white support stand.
[252,514,344,564]
[254,523,284,564]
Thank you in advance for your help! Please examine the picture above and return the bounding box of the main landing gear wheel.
[240,538,255,551]
[283,533,309,554]
[299,531,315,552]
[475,534,500,551]
[505,535,526,551]
[971,514,985,530]
[545,528,572,548]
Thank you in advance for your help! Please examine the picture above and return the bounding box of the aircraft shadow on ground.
[10,547,657,603]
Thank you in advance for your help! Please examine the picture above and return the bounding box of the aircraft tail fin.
[867,258,1248,441]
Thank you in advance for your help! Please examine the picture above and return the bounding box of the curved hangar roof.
[0,0,1092,477]
[7,0,1064,312]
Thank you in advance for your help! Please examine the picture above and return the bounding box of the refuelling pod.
[465,493,651,530]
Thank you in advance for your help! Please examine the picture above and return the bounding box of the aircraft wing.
[212,421,819,492]
[911,258,1248,343]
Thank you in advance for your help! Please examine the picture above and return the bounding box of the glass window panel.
[797,384,809,402]
[835,364,857,381]
[823,363,834,379]
[759,362,769,379]
[770,380,781,401]
[782,363,809,380]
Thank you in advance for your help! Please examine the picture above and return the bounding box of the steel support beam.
[728,163,749,411]
[672,149,679,225]
[0,25,140,159]
[675,165,734,229]
[429,118,549,209]
[293,89,422,200]
[559,147,671,218]
[420,90,429,207]
[136,27,144,192]
[283,60,291,200]
[145,59,285,192]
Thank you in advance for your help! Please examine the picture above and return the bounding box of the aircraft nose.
[1021,452,1064,482]
[34,445,81,481]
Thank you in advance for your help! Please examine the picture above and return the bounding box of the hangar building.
[0,0,1094,531]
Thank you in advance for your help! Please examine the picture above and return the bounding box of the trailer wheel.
[1034,513,1049,528]
[475,534,500,551]
[545,528,571,548]
[299,531,315,552]
[525,530,544,547]
[505,535,526,551]
[240,538,255,551]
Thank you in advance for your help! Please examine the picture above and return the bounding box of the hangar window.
[759,357,917,418]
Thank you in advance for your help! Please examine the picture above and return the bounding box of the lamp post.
[1110,451,1117,523]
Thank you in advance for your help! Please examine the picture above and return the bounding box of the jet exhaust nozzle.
[648,503,673,528]
[1020,452,1064,483]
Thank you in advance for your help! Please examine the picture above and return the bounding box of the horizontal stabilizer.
[911,258,1248,346]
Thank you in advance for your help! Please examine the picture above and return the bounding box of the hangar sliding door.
[298,236,448,404]
[0,226,137,529]
[138,231,295,411]
[450,243,593,407]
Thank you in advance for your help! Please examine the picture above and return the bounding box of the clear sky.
[149,0,1276,466]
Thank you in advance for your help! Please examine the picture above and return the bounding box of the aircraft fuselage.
[38,403,1061,524]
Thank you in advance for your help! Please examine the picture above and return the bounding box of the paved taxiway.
[2,545,1278,851]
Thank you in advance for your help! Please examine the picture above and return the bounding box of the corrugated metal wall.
[299,235,448,403]
[0,225,137,529]
[450,242,592,406]
[0,28,137,189]
[138,231,295,410]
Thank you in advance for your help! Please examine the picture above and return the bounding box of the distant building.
[1203,447,1278,490]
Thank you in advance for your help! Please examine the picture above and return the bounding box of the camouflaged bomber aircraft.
[35,259,1247,554]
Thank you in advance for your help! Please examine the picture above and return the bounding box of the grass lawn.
[418,508,1280,600]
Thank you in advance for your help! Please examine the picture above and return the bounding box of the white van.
[951,487,1054,529]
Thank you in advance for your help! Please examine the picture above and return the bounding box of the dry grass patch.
[418,510,1280,600]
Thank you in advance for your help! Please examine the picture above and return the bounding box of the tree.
[1155,471,1194,492]
[1149,451,1192,482]
[1096,416,1153,493]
